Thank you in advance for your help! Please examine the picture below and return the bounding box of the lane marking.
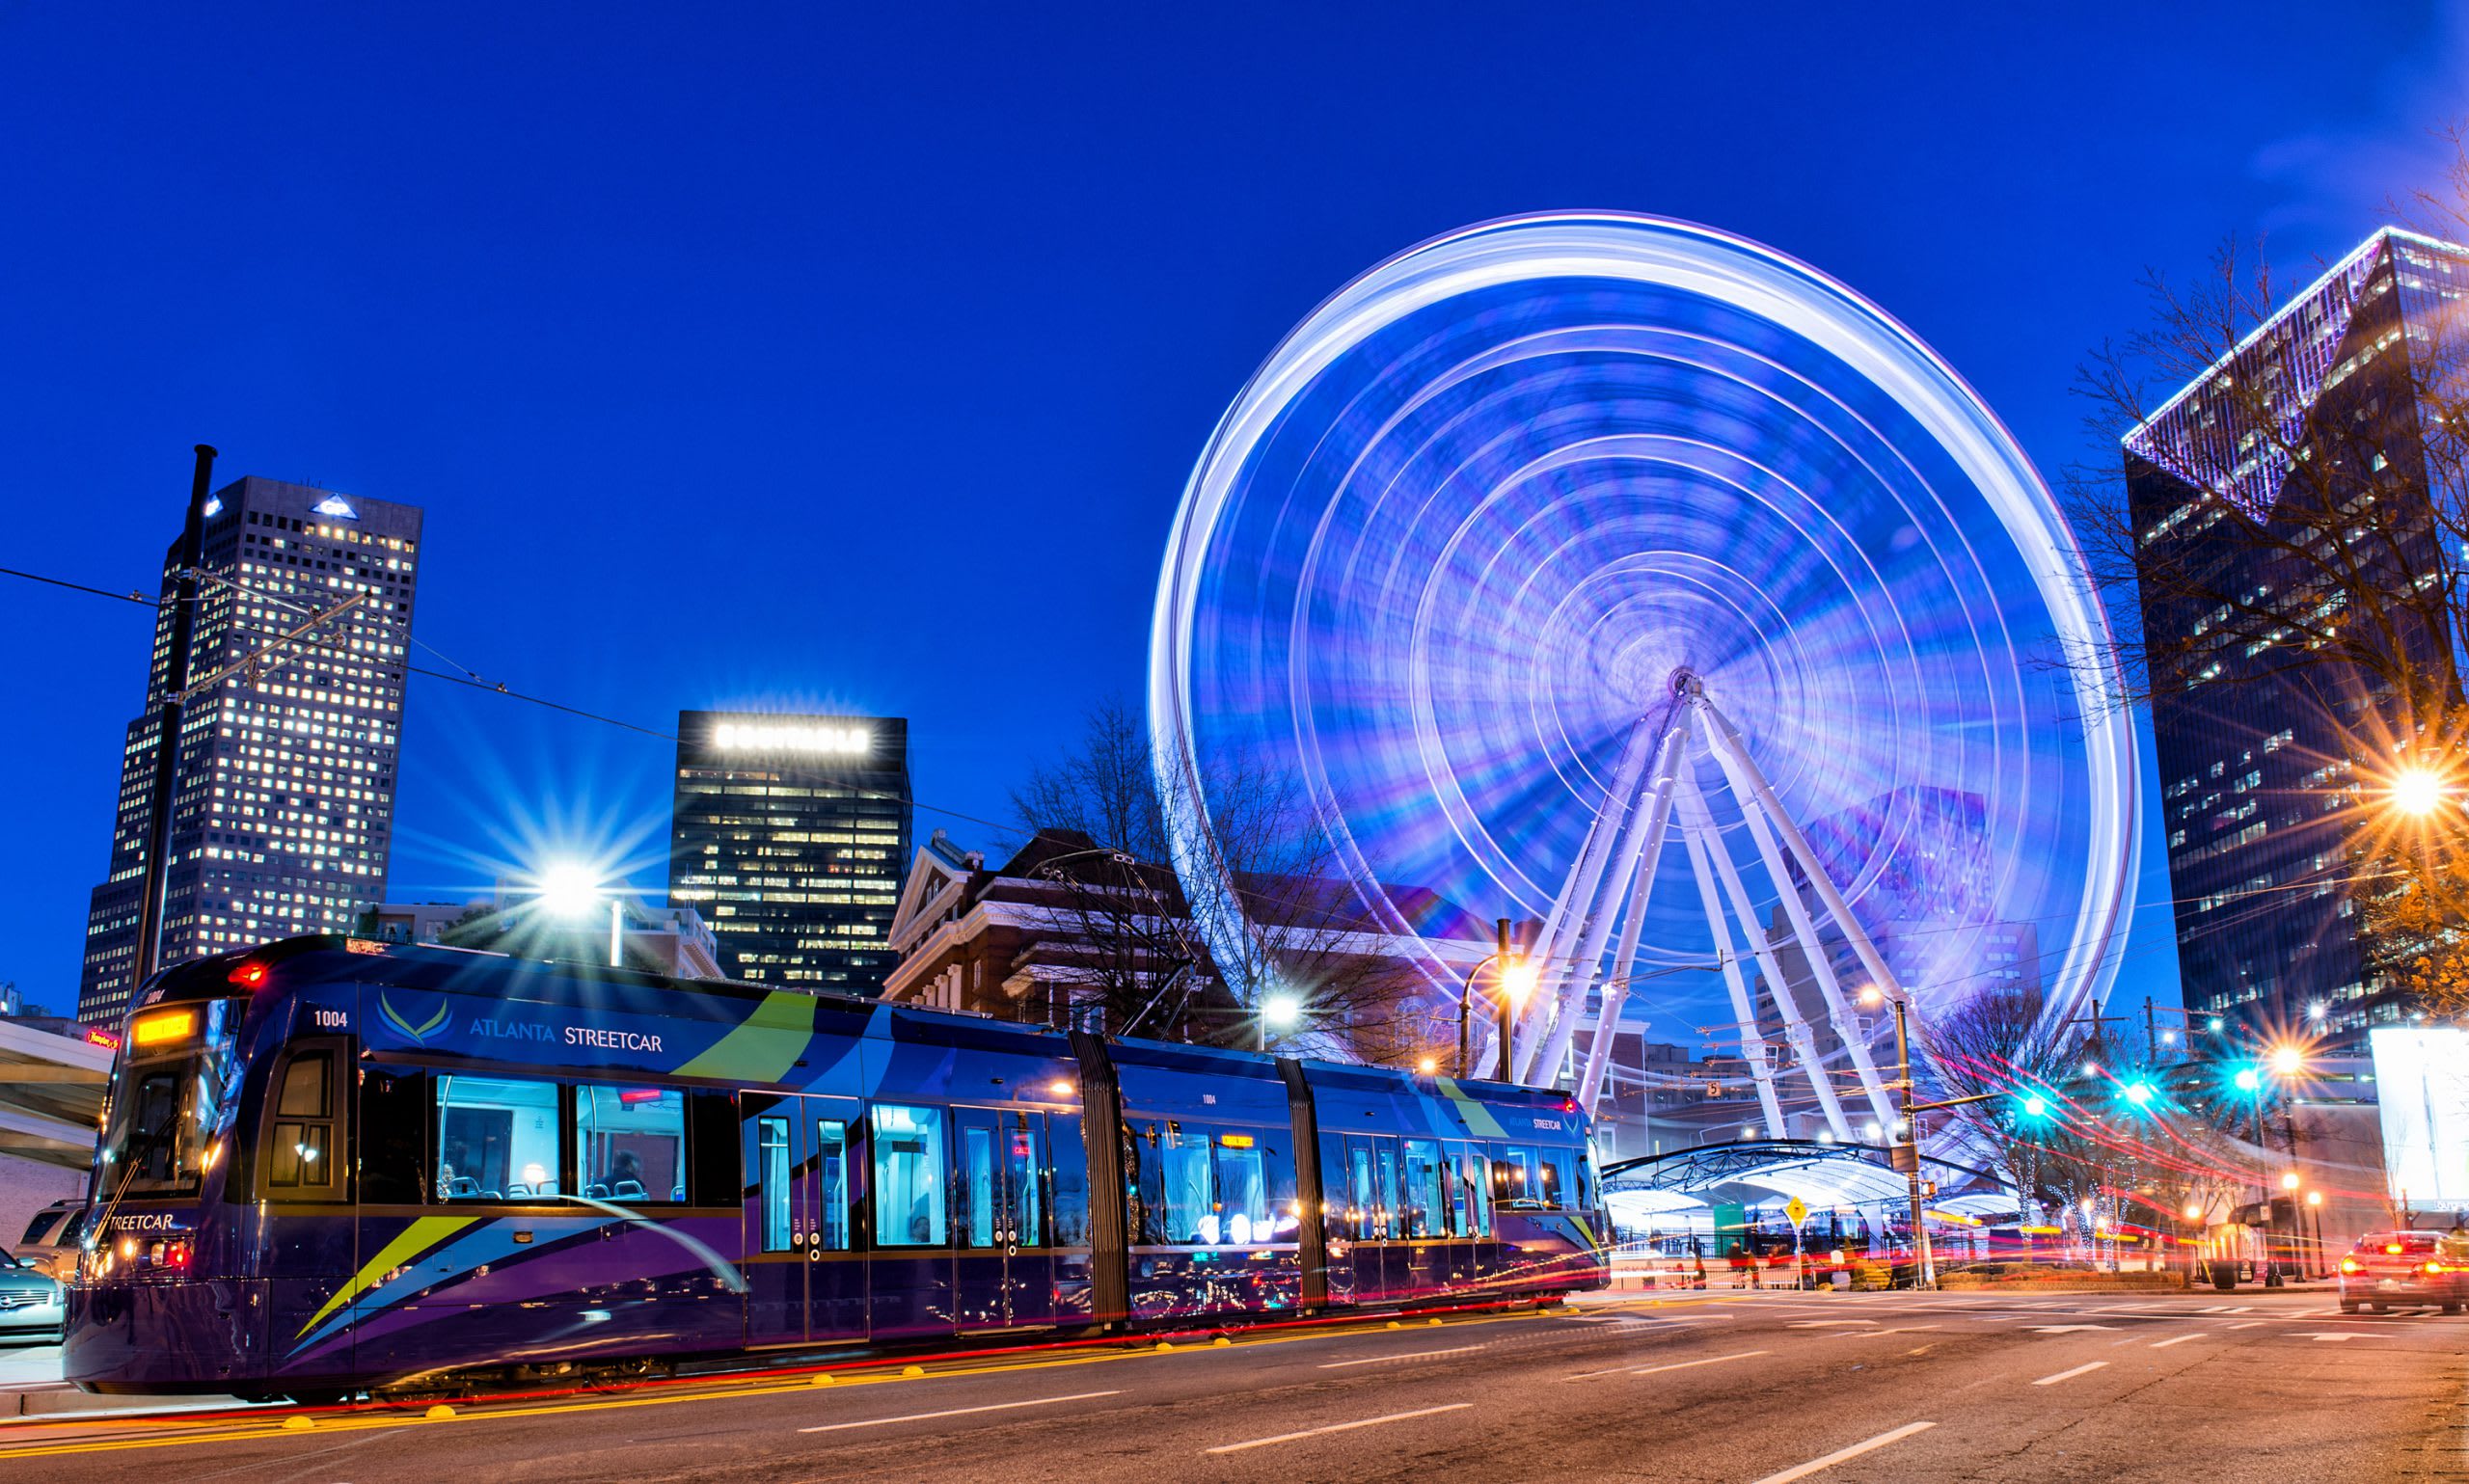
[1318,1346,1480,1368]
[2296,1332,2367,1342]
[1748,1420,1938,1484]
[1787,1320,1876,1329]
[2150,1334,2204,1349]
[797,1390,1121,1433]
[2033,1362,2108,1386]
[1205,1402,1472,1454]
[2027,1325,2117,1335]
[1631,1349,1771,1377]
[1831,1326,1939,1338]
[2226,1321,2264,1330]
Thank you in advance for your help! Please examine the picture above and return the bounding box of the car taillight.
[2385,1243,2405,1255]
[2426,1260,2447,1276]
[165,1239,192,1271]
[2340,1256,2361,1274]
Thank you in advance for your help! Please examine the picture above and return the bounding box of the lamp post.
[1454,917,1535,1081]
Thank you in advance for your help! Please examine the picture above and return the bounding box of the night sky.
[3,2,2459,1027]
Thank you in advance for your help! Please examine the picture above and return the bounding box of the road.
[2,1288,2463,1482]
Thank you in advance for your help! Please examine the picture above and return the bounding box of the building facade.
[2127,229,2469,1049]
[78,478,421,1023]
[666,711,911,991]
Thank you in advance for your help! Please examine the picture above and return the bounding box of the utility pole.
[1492,917,1515,1082]
[1892,992,2000,1292]
[131,445,217,989]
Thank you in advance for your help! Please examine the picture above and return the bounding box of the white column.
[1515,716,1658,1074]
[1690,700,1898,1126]
[1673,787,1790,1138]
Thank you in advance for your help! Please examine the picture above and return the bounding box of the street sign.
[1784,1196,1809,1227]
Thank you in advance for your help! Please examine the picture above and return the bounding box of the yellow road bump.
[1385,1320,1402,1330]
[810,1374,835,1387]
[424,1404,456,1420]
[281,1416,314,1431]
[1154,1341,1175,1352]
[1212,1337,1232,1347]
[1427,1317,1444,1326]
[901,1364,926,1378]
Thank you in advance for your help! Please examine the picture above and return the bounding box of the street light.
[1260,991,1303,1050]
[535,862,622,967]
[1455,917,1535,1080]
[2390,767,2448,817]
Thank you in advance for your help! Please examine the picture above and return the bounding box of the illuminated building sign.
[712,720,871,756]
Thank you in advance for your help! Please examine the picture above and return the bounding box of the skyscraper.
[666,712,912,991]
[78,477,423,1023]
[2126,228,2469,1049]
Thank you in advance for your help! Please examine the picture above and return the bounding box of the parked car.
[2338,1229,2469,1313]
[14,1200,87,1283]
[0,1251,64,1343]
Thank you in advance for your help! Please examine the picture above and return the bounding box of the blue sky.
[2,2,2460,1023]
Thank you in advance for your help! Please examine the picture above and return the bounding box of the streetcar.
[64,935,1609,1399]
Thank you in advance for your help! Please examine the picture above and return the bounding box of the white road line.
[1831,1326,1940,1338]
[2150,1334,2204,1348]
[797,1390,1121,1434]
[1317,1346,1481,1368]
[2226,1321,2264,1330]
[2033,1362,2109,1386]
[1787,1319,1877,1328]
[1205,1403,1472,1454]
[1747,1420,1938,1484]
[1631,1349,1772,1377]
[1564,1349,1770,1382]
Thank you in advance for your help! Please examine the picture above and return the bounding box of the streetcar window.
[815,1119,853,1251]
[267,1051,335,1190]
[574,1086,685,1202]
[1347,1147,1373,1240]
[1537,1149,1575,1210]
[1049,1114,1091,1248]
[960,1125,997,1248]
[1158,1124,1215,1244]
[360,1066,430,1204]
[1401,1139,1446,1237]
[1214,1138,1266,1244]
[277,1054,331,1118]
[1008,1115,1044,1248]
[436,1075,559,1201]
[871,1104,947,1247]
[1496,1147,1540,1206]
[1459,1148,1492,1237]
[758,1117,792,1252]
[1374,1143,1399,1240]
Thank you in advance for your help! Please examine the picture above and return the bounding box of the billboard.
[2370,1026,2469,1216]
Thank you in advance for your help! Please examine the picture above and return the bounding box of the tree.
[1919,984,2250,1257]
[1011,697,1452,1064]
[2065,125,2469,1022]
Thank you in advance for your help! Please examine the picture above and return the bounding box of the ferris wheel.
[1150,213,2136,1133]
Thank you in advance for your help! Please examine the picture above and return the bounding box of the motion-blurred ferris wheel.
[1151,214,2136,1130]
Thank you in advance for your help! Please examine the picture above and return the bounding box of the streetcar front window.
[95,999,242,1199]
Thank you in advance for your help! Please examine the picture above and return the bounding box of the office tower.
[667,712,912,990]
[2126,228,2469,1049]
[78,478,423,1023]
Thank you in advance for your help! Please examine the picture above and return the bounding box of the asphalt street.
[3,1288,2462,1483]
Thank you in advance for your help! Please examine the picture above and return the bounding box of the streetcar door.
[953,1107,1050,1330]
[742,1093,809,1346]
[807,1098,865,1341]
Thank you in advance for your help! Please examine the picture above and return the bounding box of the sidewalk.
[0,1343,255,1421]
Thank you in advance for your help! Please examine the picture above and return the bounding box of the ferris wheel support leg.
[1559,723,1685,1106]
[1676,774,1850,1141]
[1692,697,1905,1125]
[1523,717,1685,1087]
[1674,794,1789,1139]
[1515,715,1658,1078]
